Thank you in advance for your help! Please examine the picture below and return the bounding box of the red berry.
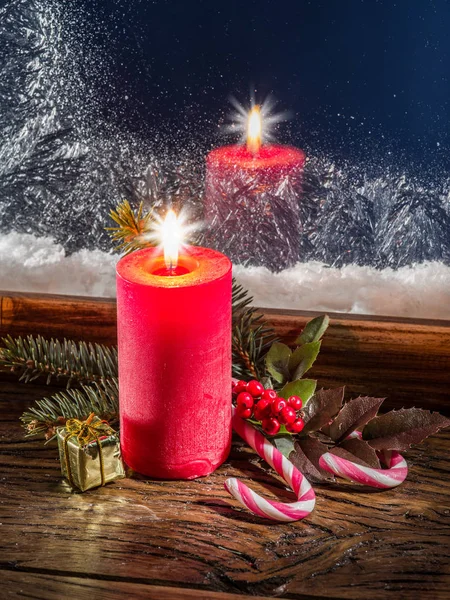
[286,418,305,434]
[234,380,248,394]
[236,405,252,419]
[287,395,303,410]
[236,392,254,409]
[279,406,296,425]
[247,380,265,398]
[262,417,280,436]
[271,397,287,415]
[261,389,278,402]
[253,398,272,420]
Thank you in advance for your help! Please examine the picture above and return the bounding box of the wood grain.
[0,573,274,600]
[1,291,450,411]
[1,380,450,599]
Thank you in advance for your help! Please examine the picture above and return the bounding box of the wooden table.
[1,374,449,600]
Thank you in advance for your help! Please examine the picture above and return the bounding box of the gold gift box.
[57,416,125,492]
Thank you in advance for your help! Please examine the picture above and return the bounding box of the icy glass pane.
[1,0,449,319]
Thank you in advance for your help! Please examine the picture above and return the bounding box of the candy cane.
[224,406,316,522]
[319,431,408,489]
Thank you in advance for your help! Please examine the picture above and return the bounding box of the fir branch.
[106,199,154,255]
[232,280,277,381]
[0,335,118,387]
[21,378,119,441]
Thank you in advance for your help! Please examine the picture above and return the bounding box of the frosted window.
[1,1,449,319]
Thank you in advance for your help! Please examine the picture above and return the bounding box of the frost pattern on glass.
[374,178,450,268]
[204,162,305,272]
[1,0,449,271]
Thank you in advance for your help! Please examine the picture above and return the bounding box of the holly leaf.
[302,387,345,434]
[338,437,381,468]
[265,342,291,384]
[279,379,317,403]
[329,445,380,468]
[261,376,273,390]
[329,396,385,443]
[295,315,329,345]
[291,437,334,483]
[273,435,296,459]
[288,341,322,380]
[363,408,450,451]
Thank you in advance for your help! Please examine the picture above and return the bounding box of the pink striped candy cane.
[319,431,408,489]
[224,406,316,522]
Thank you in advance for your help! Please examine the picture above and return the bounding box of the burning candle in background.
[116,211,232,479]
[204,101,306,271]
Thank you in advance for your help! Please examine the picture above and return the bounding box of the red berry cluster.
[232,379,305,436]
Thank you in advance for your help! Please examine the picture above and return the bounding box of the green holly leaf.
[265,342,291,384]
[288,341,322,380]
[279,379,317,403]
[273,435,296,458]
[260,376,273,390]
[295,315,329,345]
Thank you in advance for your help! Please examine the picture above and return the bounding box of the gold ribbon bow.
[63,413,115,489]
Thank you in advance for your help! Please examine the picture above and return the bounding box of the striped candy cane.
[224,406,316,522]
[319,431,408,489]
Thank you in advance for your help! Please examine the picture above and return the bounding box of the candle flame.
[161,209,183,270]
[247,105,262,153]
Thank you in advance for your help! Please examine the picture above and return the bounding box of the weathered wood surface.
[0,572,273,600]
[1,291,450,411]
[1,378,450,599]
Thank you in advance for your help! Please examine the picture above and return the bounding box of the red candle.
[116,243,232,479]
[204,106,306,270]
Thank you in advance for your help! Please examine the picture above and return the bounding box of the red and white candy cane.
[224,406,316,522]
[319,432,408,489]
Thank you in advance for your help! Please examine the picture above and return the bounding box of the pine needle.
[0,335,118,387]
[106,199,154,255]
[232,280,277,380]
[20,378,119,441]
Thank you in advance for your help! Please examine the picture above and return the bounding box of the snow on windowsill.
[1,232,449,320]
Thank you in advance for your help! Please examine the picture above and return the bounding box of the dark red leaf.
[329,396,385,442]
[363,408,450,451]
[338,437,381,468]
[302,387,344,434]
[291,437,334,483]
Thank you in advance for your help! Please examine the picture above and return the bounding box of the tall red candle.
[116,246,232,479]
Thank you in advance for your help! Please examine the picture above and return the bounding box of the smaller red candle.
[116,212,232,479]
[204,106,306,270]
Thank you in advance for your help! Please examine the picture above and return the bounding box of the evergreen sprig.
[21,378,119,441]
[106,200,154,255]
[232,280,277,380]
[0,335,118,387]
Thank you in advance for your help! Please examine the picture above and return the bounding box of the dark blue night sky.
[85,0,450,169]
